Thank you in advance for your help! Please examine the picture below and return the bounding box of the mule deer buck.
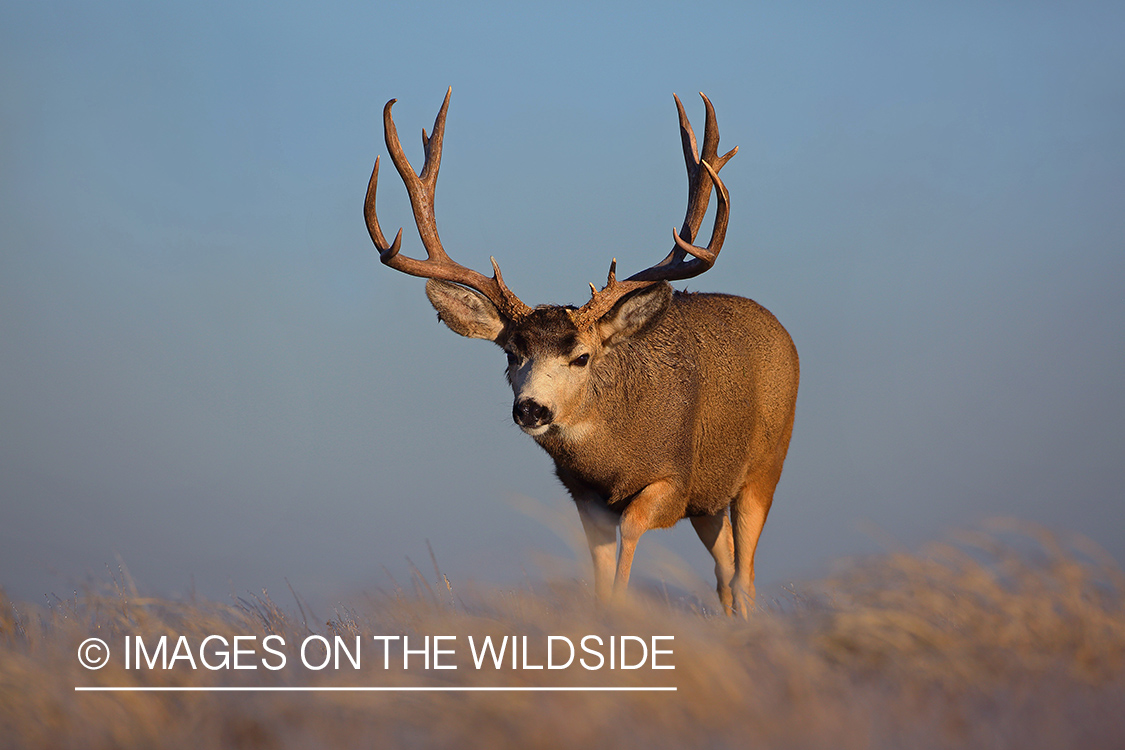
[365,89,798,616]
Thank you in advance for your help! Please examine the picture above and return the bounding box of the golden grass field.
[3,521,1124,749]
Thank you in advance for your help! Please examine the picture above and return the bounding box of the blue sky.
[2,1,1123,606]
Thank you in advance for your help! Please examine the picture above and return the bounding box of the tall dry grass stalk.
[2,522,1123,749]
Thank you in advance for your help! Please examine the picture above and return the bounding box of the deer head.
[364,88,736,438]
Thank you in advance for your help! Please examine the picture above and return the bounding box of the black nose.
[513,398,553,428]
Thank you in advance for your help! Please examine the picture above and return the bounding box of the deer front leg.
[615,479,678,595]
[575,496,618,603]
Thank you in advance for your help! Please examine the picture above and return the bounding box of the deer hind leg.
[690,512,735,615]
[575,497,618,604]
[730,478,777,618]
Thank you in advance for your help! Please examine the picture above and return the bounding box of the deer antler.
[572,92,735,327]
[365,88,532,322]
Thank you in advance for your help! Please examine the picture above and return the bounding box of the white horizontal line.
[75,686,676,692]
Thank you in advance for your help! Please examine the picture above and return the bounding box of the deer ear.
[425,280,507,342]
[596,282,672,347]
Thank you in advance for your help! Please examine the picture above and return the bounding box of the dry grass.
[2,522,1124,749]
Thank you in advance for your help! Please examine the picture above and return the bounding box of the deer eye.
[505,351,519,367]
[570,353,590,368]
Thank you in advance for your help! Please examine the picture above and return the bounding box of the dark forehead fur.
[507,305,580,356]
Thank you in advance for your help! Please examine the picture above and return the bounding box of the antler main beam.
[573,92,735,326]
[365,88,532,321]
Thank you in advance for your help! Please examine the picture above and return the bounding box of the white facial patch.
[509,353,589,429]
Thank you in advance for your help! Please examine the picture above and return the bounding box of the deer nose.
[513,398,553,428]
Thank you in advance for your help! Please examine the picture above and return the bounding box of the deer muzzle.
[513,398,554,431]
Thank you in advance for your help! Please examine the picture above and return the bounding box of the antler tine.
[418,87,448,184]
[364,155,403,257]
[365,88,532,321]
[670,159,729,270]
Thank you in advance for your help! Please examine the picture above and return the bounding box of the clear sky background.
[2,2,1122,607]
